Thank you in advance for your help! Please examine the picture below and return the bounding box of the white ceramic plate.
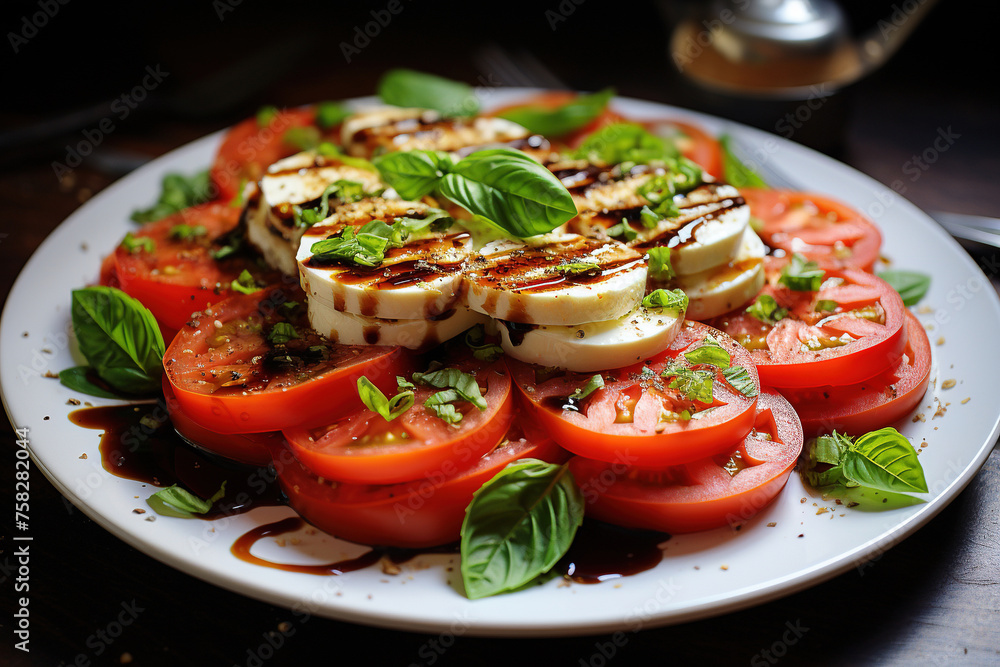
[3,91,999,637]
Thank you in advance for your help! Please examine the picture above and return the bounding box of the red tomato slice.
[779,310,931,436]
[568,390,803,533]
[710,268,907,388]
[162,375,275,466]
[210,107,318,202]
[742,189,882,272]
[642,119,724,180]
[283,355,514,485]
[164,286,412,434]
[508,321,760,467]
[114,202,279,330]
[274,421,567,548]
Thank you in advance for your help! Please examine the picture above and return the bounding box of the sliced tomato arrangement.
[709,268,907,388]
[741,189,882,272]
[163,286,411,434]
[508,321,760,467]
[569,390,803,533]
[210,106,319,202]
[114,202,280,330]
[778,310,931,436]
[283,353,514,485]
[274,421,567,548]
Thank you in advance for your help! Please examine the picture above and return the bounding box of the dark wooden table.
[2,2,998,665]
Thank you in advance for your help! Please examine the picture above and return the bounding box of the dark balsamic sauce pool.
[71,404,667,582]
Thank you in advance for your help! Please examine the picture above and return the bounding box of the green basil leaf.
[294,179,372,228]
[646,247,675,281]
[317,142,378,172]
[358,376,413,422]
[639,205,662,229]
[877,270,931,307]
[412,367,487,411]
[256,105,279,127]
[719,134,769,188]
[464,325,504,362]
[779,253,824,292]
[684,335,731,369]
[130,170,212,224]
[802,433,854,489]
[373,150,455,200]
[641,288,688,313]
[316,101,350,129]
[168,224,207,241]
[555,262,601,276]
[120,232,155,254]
[148,481,226,518]
[378,69,479,117]
[283,126,321,151]
[746,294,788,325]
[71,286,165,395]
[58,366,123,399]
[396,375,416,391]
[425,399,464,424]
[268,322,299,345]
[230,269,261,295]
[721,365,758,398]
[569,374,604,401]
[815,299,838,313]
[575,123,675,165]
[496,88,614,137]
[460,459,584,599]
[660,364,714,403]
[606,219,638,241]
[841,427,928,494]
[438,148,577,237]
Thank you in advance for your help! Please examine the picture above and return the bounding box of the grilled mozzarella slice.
[676,227,766,321]
[463,233,647,325]
[245,151,386,275]
[308,298,487,350]
[342,106,549,159]
[298,198,473,320]
[497,301,685,372]
[569,177,749,277]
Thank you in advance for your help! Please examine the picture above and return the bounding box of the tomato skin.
[779,310,931,436]
[569,390,803,533]
[210,107,317,202]
[164,288,413,434]
[710,269,907,389]
[741,189,882,272]
[508,321,760,467]
[114,202,276,330]
[283,359,514,485]
[273,422,567,548]
[162,376,274,466]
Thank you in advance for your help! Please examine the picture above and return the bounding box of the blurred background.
[1,1,998,665]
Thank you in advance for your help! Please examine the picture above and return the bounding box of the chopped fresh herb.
[230,269,261,295]
[169,224,207,241]
[316,142,378,171]
[131,170,213,224]
[661,363,714,403]
[293,179,370,228]
[256,105,279,127]
[464,325,504,362]
[574,123,677,166]
[556,262,601,276]
[684,335,731,369]
[639,205,661,229]
[721,365,758,397]
[425,399,464,424]
[283,125,321,151]
[719,134,769,188]
[308,222,393,267]
[268,322,299,345]
[120,232,155,254]
[495,88,614,137]
[746,294,788,325]
[396,376,416,391]
[638,175,681,218]
[642,288,689,312]
[316,101,350,129]
[569,374,604,401]
[779,253,824,292]
[815,299,838,312]
[646,247,675,281]
[411,366,487,424]
[877,270,931,307]
[606,219,638,241]
[148,482,226,518]
[357,376,414,422]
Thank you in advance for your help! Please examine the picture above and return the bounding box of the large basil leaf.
[841,427,928,494]
[71,286,165,394]
[58,366,123,399]
[877,270,931,307]
[496,88,614,137]
[378,69,479,117]
[460,459,584,599]
[373,150,455,200]
[438,148,577,237]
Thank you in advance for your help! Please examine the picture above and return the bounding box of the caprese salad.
[66,70,933,600]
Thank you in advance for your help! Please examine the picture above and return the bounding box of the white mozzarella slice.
[463,233,647,325]
[497,302,685,372]
[298,198,473,320]
[245,151,385,275]
[677,228,767,321]
[308,298,487,350]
